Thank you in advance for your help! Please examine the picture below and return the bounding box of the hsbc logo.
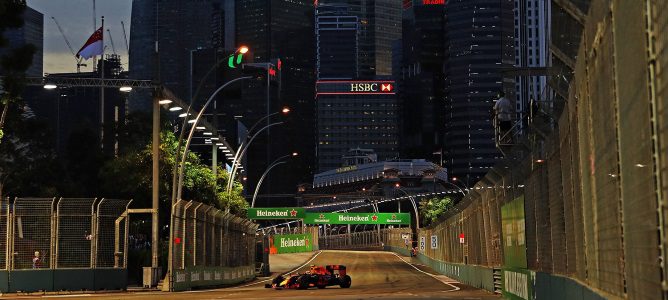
[349,82,393,93]
[381,83,393,92]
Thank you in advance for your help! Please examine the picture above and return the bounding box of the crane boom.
[121,21,129,53]
[51,16,86,72]
[51,16,76,56]
[106,29,117,54]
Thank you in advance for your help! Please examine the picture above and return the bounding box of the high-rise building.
[513,0,550,128]
[0,5,42,77]
[442,0,515,185]
[316,80,399,172]
[395,2,446,160]
[235,0,316,198]
[316,3,359,79]
[317,0,402,78]
[128,0,225,111]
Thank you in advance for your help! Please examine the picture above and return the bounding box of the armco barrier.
[172,265,255,291]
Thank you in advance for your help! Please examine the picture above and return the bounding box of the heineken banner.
[270,234,313,254]
[303,212,410,225]
[247,207,305,219]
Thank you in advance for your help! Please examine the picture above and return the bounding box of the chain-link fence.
[169,200,258,291]
[389,1,668,299]
[1,197,132,271]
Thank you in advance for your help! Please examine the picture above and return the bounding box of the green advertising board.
[501,195,530,300]
[247,207,305,219]
[271,234,313,254]
[303,212,410,225]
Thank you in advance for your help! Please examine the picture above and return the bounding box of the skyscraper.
[395,1,446,160]
[513,0,550,128]
[0,5,42,77]
[235,0,316,197]
[316,3,359,79]
[128,0,224,111]
[443,0,515,185]
[317,0,402,78]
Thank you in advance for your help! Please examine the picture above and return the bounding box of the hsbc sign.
[350,83,393,92]
[317,80,396,95]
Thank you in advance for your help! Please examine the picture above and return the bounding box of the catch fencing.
[379,1,668,299]
[169,199,258,291]
[0,197,132,293]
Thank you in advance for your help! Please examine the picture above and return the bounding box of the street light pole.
[176,76,251,201]
[251,152,298,208]
[395,185,420,232]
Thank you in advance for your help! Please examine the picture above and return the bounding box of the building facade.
[316,80,399,172]
[317,0,402,78]
[442,0,515,185]
[0,5,42,77]
[316,3,359,79]
[395,2,446,161]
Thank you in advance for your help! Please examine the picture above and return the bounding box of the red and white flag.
[76,27,103,60]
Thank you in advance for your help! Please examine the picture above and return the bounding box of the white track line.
[391,252,461,292]
[233,250,323,288]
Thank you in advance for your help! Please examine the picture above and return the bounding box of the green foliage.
[99,129,247,216]
[418,196,454,227]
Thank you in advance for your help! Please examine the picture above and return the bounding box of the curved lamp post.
[442,181,467,196]
[394,184,420,232]
[251,152,298,208]
[176,76,252,201]
[226,107,290,193]
[171,46,249,204]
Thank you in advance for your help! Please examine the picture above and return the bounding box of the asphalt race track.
[7,250,500,299]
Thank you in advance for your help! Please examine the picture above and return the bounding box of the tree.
[419,196,454,227]
[0,0,37,143]
[99,129,248,216]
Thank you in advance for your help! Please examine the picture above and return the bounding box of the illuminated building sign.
[423,0,445,4]
[316,80,396,96]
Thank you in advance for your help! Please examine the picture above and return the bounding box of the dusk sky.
[27,0,132,74]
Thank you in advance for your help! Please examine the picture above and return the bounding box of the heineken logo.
[392,214,397,219]
[319,214,325,219]
[338,215,370,222]
[256,210,289,217]
[372,215,378,221]
[290,209,298,217]
[279,236,310,248]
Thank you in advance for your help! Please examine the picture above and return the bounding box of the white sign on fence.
[430,235,438,249]
[419,236,426,251]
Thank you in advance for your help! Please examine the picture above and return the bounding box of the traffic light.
[228,46,249,68]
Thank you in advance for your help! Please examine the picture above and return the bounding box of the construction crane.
[106,29,117,54]
[121,21,129,53]
[51,16,87,72]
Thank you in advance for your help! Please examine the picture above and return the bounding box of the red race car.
[265,265,352,290]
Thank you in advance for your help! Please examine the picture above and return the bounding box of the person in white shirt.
[493,91,512,141]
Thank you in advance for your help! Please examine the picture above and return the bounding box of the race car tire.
[272,275,285,285]
[317,284,326,289]
[297,276,309,290]
[340,275,352,288]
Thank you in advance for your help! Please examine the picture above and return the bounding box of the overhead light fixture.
[119,86,132,92]
[43,84,57,89]
[225,153,233,157]
[178,113,188,118]
[203,132,213,136]
[159,99,173,105]
[216,143,224,146]
[195,126,205,130]
[211,137,219,141]
[222,149,230,153]
[169,106,182,111]
[187,119,197,124]
[535,159,544,163]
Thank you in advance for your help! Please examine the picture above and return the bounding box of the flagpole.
[100,16,105,151]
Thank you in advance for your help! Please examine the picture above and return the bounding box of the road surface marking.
[43,295,92,298]
[391,252,461,292]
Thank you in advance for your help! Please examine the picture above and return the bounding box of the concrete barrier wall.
[171,265,255,292]
[0,269,127,293]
